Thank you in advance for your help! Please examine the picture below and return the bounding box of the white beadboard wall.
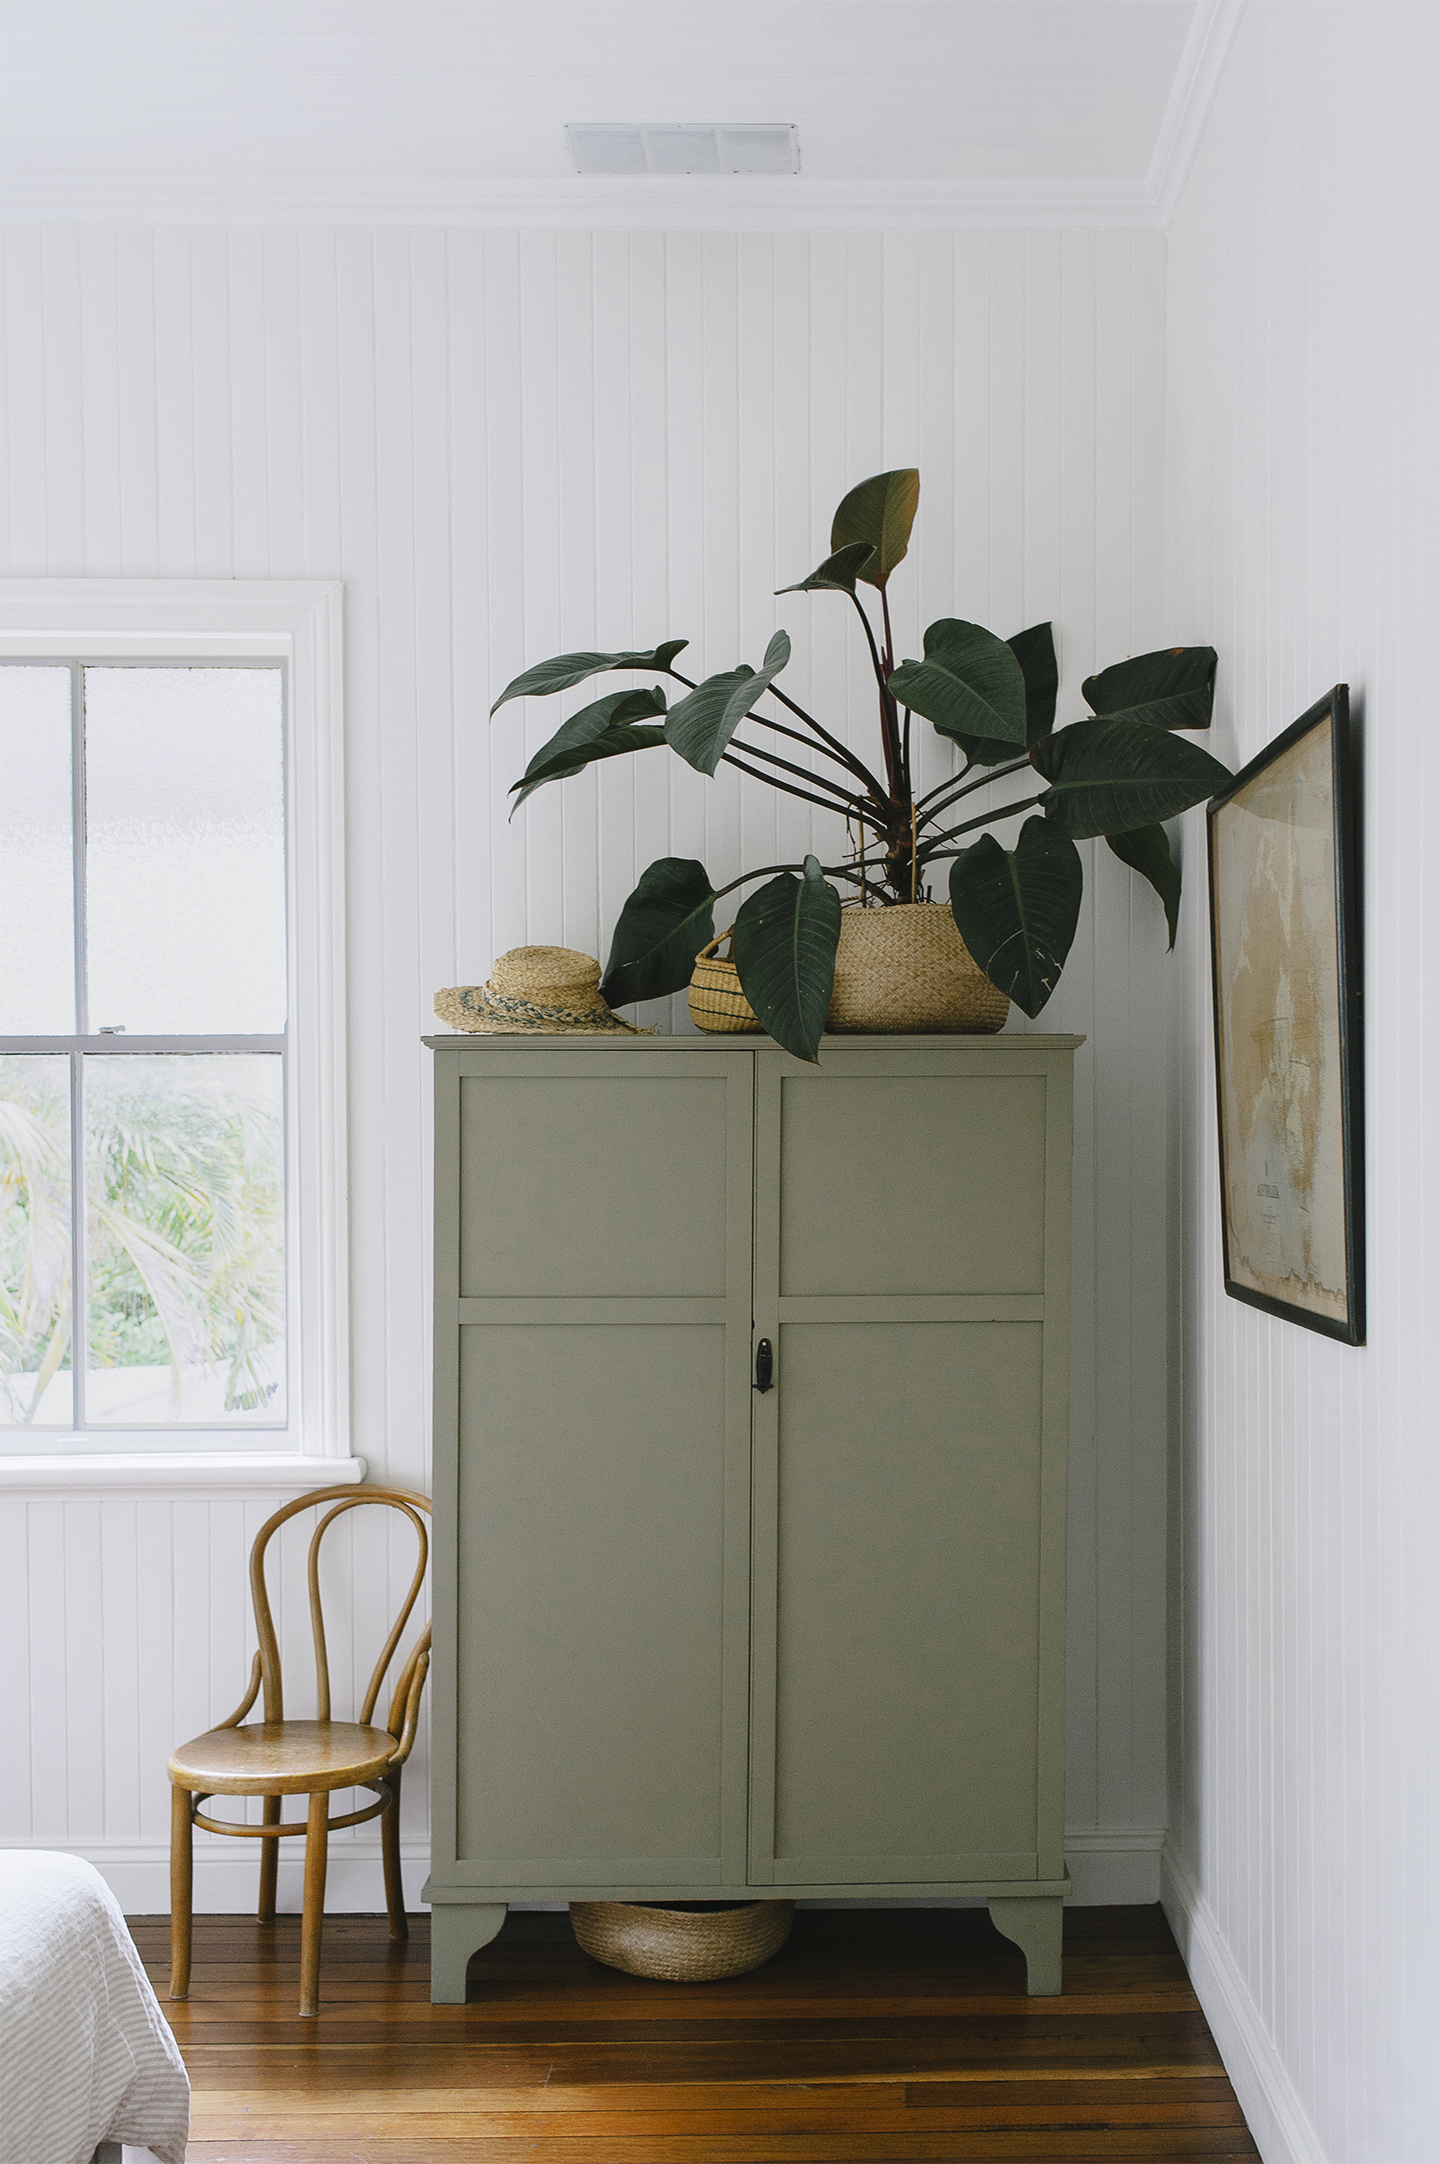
[0,223,1175,1908]
[1164,6,1440,2162]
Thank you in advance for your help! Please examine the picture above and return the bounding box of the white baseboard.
[11,1830,1168,1915]
[1064,1827,1164,1905]
[1161,1846,1328,2164]
[7,1837,432,1917]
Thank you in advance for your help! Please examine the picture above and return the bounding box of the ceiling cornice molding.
[0,172,1162,232]
[1145,0,1248,225]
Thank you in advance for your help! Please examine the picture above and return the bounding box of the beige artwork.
[1210,714,1349,1323]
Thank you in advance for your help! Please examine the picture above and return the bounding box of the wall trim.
[0,1452,366,1499]
[0,173,1161,231]
[1147,0,1249,224]
[1162,1846,1329,2164]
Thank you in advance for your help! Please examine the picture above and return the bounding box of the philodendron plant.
[492,469,1232,1060]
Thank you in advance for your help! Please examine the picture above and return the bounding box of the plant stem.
[667,657,885,799]
[763,683,887,796]
[719,753,886,826]
[915,755,1033,829]
[728,736,880,815]
[916,795,1045,855]
[711,854,893,903]
[914,760,976,810]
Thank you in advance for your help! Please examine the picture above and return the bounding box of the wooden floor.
[130,1904,1256,2162]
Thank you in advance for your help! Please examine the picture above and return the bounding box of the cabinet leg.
[429,1903,508,2003]
[988,1896,1064,1995]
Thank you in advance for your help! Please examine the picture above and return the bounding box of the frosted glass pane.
[0,1057,74,1429]
[0,668,76,1033]
[85,667,286,1033]
[85,1054,285,1426]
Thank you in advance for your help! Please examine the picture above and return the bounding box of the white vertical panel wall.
[1164,7,1440,2162]
[0,224,1175,1908]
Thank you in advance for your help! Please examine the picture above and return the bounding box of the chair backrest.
[248,1484,431,1734]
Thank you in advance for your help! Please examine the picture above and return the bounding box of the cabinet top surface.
[424,1032,1085,1053]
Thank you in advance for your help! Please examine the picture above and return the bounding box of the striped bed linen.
[0,1851,189,2164]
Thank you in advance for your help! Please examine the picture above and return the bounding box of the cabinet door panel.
[456,1322,729,1877]
[459,1074,730,1298]
[779,1073,1047,1295]
[766,1320,1044,1880]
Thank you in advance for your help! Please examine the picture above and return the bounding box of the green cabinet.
[423,1035,1079,1998]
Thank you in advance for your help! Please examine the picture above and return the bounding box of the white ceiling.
[0,0,1244,226]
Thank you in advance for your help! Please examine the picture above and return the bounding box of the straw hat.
[433,946,643,1035]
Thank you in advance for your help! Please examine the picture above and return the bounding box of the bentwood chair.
[167,1484,431,2016]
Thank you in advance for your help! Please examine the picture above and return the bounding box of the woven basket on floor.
[570,1899,794,1981]
[827,901,1009,1034]
[688,930,762,1034]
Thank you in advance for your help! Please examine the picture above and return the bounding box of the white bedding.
[0,1851,189,2164]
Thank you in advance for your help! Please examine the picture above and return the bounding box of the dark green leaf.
[948,818,1084,1020]
[733,854,842,1063]
[665,630,792,776]
[599,857,717,1008]
[1082,645,1218,730]
[943,621,1059,765]
[829,470,921,590]
[775,541,877,595]
[1107,822,1182,949]
[1008,622,1059,742]
[508,686,666,805]
[1033,717,1232,839]
[491,639,690,714]
[509,724,667,812]
[888,618,1028,752]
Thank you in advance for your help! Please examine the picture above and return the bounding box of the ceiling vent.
[566,123,799,177]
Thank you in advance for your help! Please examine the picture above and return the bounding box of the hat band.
[480,985,634,1031]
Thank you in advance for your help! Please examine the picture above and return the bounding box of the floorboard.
[128,1905,1256,2161]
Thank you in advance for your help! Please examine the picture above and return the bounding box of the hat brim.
[433,986,642,1035]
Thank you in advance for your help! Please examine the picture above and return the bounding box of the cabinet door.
[431,1046,755,1891]
[748,1046,1072,1889]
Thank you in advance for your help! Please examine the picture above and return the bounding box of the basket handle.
[696,924,737,962]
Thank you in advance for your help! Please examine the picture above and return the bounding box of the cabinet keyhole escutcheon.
[754,1338,774,1392]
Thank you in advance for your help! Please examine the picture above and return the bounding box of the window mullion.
[70,662,88,1431]
[71,660,88,1036]
[70,1047,86,1433]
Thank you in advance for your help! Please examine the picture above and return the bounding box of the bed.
[0,1850,189,2164]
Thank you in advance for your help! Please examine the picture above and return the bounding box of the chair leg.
[381,1767,407,1941]
[298,1790,329,2016]
[257,1795,281,1921]
[169,1785,193,2000]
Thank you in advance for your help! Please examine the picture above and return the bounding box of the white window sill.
[0,1452,367,1500]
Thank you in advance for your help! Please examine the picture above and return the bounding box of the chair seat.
[169,1719,397,1796]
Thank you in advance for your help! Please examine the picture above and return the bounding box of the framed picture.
[1206,686,1364,1343]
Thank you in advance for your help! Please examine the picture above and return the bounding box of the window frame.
[0,580,358,1497]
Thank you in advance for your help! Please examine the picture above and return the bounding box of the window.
[0,583,353,1491]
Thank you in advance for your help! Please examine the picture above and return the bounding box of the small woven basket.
[827,901,1009,1034]
[689,930,762,1034]
[570,1899,794,1981]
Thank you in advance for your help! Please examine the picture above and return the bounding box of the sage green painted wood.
[455,1320,729,1876]
[989,1894,1065,1995]
[425,1035,1078,1995]
[779,1072,1049,1295]
[458,1072,730,1297]
[769,1319,1045,1877]
[426,1901,507,2003]
[748,1042,1075,1895]
[426,1044,757,1938]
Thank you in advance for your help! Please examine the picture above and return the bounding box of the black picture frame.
[1205,686,1364,1344]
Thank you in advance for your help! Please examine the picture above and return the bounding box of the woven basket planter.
[689,931,763,1034]
[827,901,1009,1034]
[570,1899,794,1981]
